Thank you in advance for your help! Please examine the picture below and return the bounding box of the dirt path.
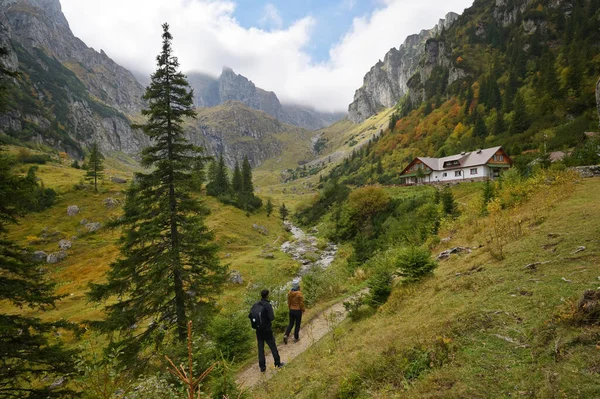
[235,300,349,389]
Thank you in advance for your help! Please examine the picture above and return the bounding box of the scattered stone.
[85,222,102,233]
[67,205,80,216]
[572,246,586,254]
[252,224,269,236]
[47,251,67,264]
[111,176,127,184]
[49,377,65,390]
[440,236,452,244]
[519,289,533,296]
[80,219,88,225]
[58,239,72,250]
[229,271,243,284]
[492,334,529,348]
[437,247,472,260]
[561,277,572,283]
[261,253,275,259]
[524,261,550,271]
[574,289,600,325]
[308,227,318,234]
[103,198,120,208]
[283,224,292,232]
[32,251,48,262]
[224,253,231,258]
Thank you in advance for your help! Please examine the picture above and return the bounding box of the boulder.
[47,251,67,264]
[85,222,102,233]
[111,176,127,184]
[67,205,80,216]
[58,239,72,250]
[103,198,120,208]
[252,224,269,236]
[32,250,48,262]
[229,270,243,284]
[437,246,472,261]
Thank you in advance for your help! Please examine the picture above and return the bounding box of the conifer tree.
[509,91,529,135]
[279,203,289,221]
[241,156,254,195]
[88,24,225,365]
[231,160,242,195]
[265,198,273,217]
[0,48,78,394]
[85,141,104,192]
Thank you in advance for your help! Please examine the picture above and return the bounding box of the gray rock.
[80,219,88,225]
[32,251,48,262]
[261,253,275,259]
[85,222,102,233]
[348,12,460,123]
[252,224,269,236]
[47,251,67,264]
[437,247,472,261]
[67,205,80,216]
[103,197,120,208]
[58,240,72,250]
[111,176,127,184]
[229,270,243,284]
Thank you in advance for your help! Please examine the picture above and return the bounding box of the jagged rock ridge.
[348,12,460,123]
[188,67,345,131]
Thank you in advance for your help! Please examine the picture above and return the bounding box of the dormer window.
[493,154,504,162]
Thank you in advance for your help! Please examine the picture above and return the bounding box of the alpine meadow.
[0,0,599,398]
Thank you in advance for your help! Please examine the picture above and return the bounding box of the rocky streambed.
[280,222,338,276]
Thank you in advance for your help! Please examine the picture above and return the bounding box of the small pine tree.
[265,198,273,217]
[231,160,242,195]
[509,92,529,135]
[85,142,104,192]
[279,203,289,221]
[441,186,458,216]
[481,179,495,215]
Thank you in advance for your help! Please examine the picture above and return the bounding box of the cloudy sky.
[60,0,474,112]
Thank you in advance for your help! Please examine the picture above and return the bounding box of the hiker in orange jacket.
[283,278,305,344]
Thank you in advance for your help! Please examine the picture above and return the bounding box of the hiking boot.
[293,337,299,343]
[275,362,285,369]
[260,368,266,373]
[283,335,288,345]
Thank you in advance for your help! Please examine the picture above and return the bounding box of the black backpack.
[248,301,266,330]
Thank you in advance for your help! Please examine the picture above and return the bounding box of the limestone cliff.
[348,12,459,123]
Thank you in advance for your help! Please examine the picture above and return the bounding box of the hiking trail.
[236,223,350,390]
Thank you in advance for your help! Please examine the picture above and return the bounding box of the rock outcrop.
[188,67,345,130]
[348,12,460,123]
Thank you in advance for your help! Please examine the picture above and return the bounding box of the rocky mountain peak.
[347,11,461,123]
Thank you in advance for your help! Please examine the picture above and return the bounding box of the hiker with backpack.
[283,278,305,344]
[249,289,285,372]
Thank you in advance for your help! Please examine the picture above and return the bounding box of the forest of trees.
[206,154,262,212]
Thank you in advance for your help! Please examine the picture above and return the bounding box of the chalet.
[400,146,512,185]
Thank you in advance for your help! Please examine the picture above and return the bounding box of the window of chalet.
[493,154,504,162]
[442,172,447,177]
[455,170,462,177]
[470,168,478,175]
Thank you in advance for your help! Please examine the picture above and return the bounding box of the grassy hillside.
[250,175,600,398]
[4,155,300,324]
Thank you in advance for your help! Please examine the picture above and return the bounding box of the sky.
[60,0,474,112]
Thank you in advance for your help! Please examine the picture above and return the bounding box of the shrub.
[396,246,438,282]
[16,149,50,164]
[343,293,372,321]
[366,269,393,308]
[207,312,253,362]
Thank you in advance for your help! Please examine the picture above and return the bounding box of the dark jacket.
[258,298,275,331]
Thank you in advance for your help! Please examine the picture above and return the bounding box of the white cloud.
[260,3,283,29]
[60,0,473,112]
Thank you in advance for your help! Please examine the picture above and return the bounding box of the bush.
[367,269,393,308]
[343,293,373,321]
[16,149,50,164]
[207,312,253,362]
[396,246,438,282]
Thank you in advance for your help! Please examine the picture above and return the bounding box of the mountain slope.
[188,67,346,130]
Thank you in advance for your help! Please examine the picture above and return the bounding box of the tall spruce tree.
[0,47,77,397]
[88,24,225,365]
[241,156,254,195]
[85,142,104,192]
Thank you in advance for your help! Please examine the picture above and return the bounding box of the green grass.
[249,178,600,398]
